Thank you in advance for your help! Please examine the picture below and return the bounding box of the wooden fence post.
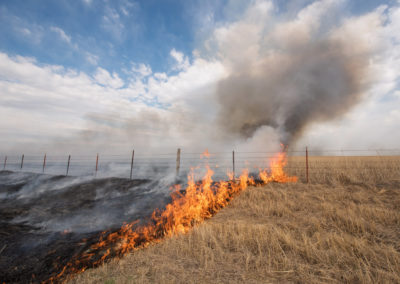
[3,156,7,170]
[20,154,24,170]
[306,147,309,184]
[232,150,235,180]
[130,150,134,180]
[66,155,71,176]
[176,148,181,176]
[95,153,99,177]
[42,154,46,173]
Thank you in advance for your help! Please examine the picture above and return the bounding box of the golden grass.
[287,156,400,185]
[70,156,400,284]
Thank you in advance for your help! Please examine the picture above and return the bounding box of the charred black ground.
[0,171,172,283]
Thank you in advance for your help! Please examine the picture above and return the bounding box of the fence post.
[42,154,46,173]
[66,155,71,176]
[95,153,99,177]
[3,156,7,170]
[130,150,134,180]
[20,154,24,170]
[306,147,309,184]
[232,150,235,180]
[176,148,181,176]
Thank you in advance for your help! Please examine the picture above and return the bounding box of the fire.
[200,149,210,158]
[259,152,298,183]
[48,150,296,282]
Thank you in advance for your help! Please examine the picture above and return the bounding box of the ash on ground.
[0,171,172,283]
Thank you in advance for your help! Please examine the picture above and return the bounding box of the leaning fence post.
[3,156,7,170]
[95,153,99,177]
[232,150,235,180]
[130,150,134,180]
[176,148,181,176]
[66,155,71,176]
[42,153,47,173]
[306,147,309,184]
[20,154,24,170]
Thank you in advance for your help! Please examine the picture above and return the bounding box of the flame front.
[49,151,297,282]
[259,152,298,183]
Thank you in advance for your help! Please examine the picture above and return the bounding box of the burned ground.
[0,171,171,283]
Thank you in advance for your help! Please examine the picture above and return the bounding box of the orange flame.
[200,149,210,158]
[259,152,298,183]
[48,150,296,282]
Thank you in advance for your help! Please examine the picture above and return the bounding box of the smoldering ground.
[0,171,174,283]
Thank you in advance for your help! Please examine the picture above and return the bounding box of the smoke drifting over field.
[0,1,397,155]
[0,171,173,282]
[213,1,379,145]
[216,39,370,144]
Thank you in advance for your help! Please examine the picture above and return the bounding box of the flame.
[200,149,210,158]
[259,152,298,183]
[48,150,296,282]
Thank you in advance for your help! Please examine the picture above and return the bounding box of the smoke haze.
[212,0,380,145]
[216,39,370,144]
[0,0,398,155]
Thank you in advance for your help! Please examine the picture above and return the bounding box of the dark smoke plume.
[216,38,371,144]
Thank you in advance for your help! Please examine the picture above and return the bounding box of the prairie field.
[71,156,400,284]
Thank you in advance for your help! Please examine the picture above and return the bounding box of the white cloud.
[0,49,228,154]
[131,63,152,77]
[170,49,190,71]
[154,72,168,81]
[0,0,399,154]
[94,67,124,88]
[50,26,71,44]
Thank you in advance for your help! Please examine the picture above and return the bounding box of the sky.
[0,0,399,155]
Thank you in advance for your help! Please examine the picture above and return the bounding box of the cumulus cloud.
[131,63,152,77]
[170,49,190,71]
[94,67,124,88]
[0,51,226,154]
[0,0,399,155]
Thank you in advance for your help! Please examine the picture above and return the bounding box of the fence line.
[1,148,399,180]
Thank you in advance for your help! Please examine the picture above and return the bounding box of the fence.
[1,148,400,182]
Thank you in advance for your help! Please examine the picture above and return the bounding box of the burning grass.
[71,156,400,284]
[47,151,297,282]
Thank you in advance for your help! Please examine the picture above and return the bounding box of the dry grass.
[70,156,400,284]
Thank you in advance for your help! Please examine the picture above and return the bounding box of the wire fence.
[1,148,400,181]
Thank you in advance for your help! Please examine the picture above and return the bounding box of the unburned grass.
[70,156,400,283]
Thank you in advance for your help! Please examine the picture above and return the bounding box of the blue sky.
[0,0,219,76]
[0,0,395,77]
[0,0,399,153]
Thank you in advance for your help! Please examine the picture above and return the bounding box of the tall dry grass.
[70,156,400,284]
[287,156,400,185]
